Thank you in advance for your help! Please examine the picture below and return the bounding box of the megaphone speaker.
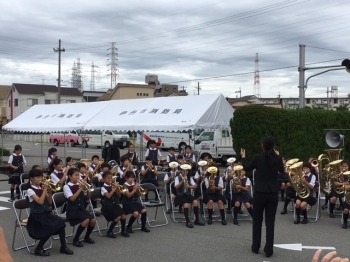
[325,130,344,148]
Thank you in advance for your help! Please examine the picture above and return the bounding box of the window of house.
[45,99,55,104]
[66,100,76,103]
[27,98,38,107]
[306,99,310,104]
[146,93,149,96]
[143,93,145,96]
[334,98,338,104]
[137,93,139,96]
[14,99,18,107]
[165,87,168,91]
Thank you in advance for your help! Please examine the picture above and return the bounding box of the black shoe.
[294,219,300,224]
[186,222,193,228]
[301,218,309,224]
[8,196,15,202]
[60,246,74,255]
[330,213,335,218]
[222,219,227,225]
[280,209,287,215]
[251,245,259,254]
[321,204,328,210]
[342,223,348,229]
[233,219,240,226]
[141,226,150,233]
[106,231,116,238]
[264,249,273,258]
[207,218,212,225]
[15,194,20,200]
[121,231,130,237]
[73,240,83,247]
[194,220,205,226]
[34,249,50,256]
[84,237,95,244]
[126,226,134,233]
[166,209,171,214]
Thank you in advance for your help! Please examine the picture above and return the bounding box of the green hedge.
[0,148,10,157]
[230,105,350,161]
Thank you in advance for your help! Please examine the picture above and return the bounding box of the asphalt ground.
[0,139,348,262]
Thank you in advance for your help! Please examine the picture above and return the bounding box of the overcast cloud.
[1,0,350,99]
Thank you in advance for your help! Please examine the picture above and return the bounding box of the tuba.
[317,149,342,195]
[198,160,208,179]
[232,165,243,193]
[180,164,192,193]
[329,159,345,195]
[288,161,310,199]
[207,166,218,193]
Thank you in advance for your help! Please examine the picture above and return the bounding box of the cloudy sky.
[1,0,350,98]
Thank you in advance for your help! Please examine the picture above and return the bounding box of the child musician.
[224,159,238,214]
[174,166,205,228]
[231,168,253,225]
[126,143,139,166]
[166,147,177,165]
[64,157,74,171]
[294,162,317,224]
[89,155,101,176]
[330,161,349,218]
[184,145,196,162]
[118,156,133,185]
[164,162,179,213]
[50,158,69,187]
[26,169,73,256]
[203,168,227,225]
[145,140,162,166]
[141,156,159,201]
[122,171,150,233]
[47,147,57,168]
[63,168,96,247]
[8,145,27,201]
[101,171,130,238]
[97,162,111,187]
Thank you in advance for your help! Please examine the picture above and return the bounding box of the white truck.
[194,129,236,164]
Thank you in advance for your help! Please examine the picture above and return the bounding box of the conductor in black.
[240,136,284,258]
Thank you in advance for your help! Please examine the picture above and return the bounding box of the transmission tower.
[71,61,77,88]
[254,53,261,98]
[90,61,99,91]
[76,58,83,92]
[107,42,119,89]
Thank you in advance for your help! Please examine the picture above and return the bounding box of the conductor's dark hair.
[261,136,277,166]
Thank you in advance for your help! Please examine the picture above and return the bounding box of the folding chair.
[308,181,321,222]
[12,199,52,253]
[19,183,29,200]
[20,173,29,184]
[200,181,225,222]
[230,180,252,222]
[52,192,75,242]
[139,183,168,228]
[169,181,193,223]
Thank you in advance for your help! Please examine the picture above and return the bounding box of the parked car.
[49,130,81,147]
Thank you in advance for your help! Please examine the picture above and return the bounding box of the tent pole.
[1,129,3,167]
[140,131,143,162]
[64,133,67,160]
[101,131,103,160]
[191,130,195,151]
[81,129,84,159]
[41,134,43,167]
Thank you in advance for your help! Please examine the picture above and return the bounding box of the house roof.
[97,83,155,101]
[12,84,82,96]
[0,85,11,100]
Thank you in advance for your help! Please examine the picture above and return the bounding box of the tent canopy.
[83,94,234,132]
[3,101,110,133]
[3,94,234,133]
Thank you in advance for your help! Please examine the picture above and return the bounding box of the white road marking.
[0,196,11,203]
[0,207,10,211]
[0,191,10,194]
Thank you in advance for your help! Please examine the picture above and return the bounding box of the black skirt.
[27,212,65,240]
[122,202,145,215]
[234,192,252,204]
[66,210,95,226]
[101,205,124,222]
[174,194,194,207]
[141,179,159,187]
[330,190,344,199]
[203,193,227,204]
[286,187,297,198]
[343,201,350,210]
[295,195,317,206]
[8,174,21,185]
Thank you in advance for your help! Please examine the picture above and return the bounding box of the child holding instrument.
[26,169,73,256]
[50,158,69,187]
[8,145,27,201]
[141,156,159,201]
[63,168,96,247]
[47,147,57,168]
[122,171,150,233]
[101,171,129,238]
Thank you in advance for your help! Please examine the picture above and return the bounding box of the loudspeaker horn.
[325,130,344,148]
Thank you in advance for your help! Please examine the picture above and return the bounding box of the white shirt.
[51,170,64,184]
[89,163,98,173]
[141,164,157,171]
[166,154,177,162]
[63,182,83,199]
[164,171,178,181]
[175,175,196,187]
[184,154,196,162]
[118,166,125,177]
[305,173,316,187]
[26,185,41,203]
[204,176,224,189]
[8,153,27,164]
[98,172,103,182]
[145,148,162,157]
[47,155,55,166]
[101,183,111,196]
[242,176,252,187]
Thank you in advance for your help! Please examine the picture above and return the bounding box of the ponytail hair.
[261,136,277,166]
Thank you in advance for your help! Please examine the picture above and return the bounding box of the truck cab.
[195,129,236,164]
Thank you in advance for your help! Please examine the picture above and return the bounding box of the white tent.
[3,101,110,133]
[3,94,234,132]
[83,94,234,131]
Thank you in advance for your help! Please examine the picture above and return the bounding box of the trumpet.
[77,179,95,192]
[42,176,61,192]
[135,183,148,196]
[112,183,128,194]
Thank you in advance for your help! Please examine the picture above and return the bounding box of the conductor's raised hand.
[240,148,246,158]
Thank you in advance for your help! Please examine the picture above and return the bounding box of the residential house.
[0,85,11,125]
[97,83,155,101]
[82,90,107,102]
[7,83,84,121]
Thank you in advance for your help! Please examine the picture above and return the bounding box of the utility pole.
[298,44,306,108]
[326,87,334,110]
[235,87,241,98]
[194,82,201,95]
[277,92,281,99]
[54,39,65,104]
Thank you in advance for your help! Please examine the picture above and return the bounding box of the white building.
[7,83,84,121]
